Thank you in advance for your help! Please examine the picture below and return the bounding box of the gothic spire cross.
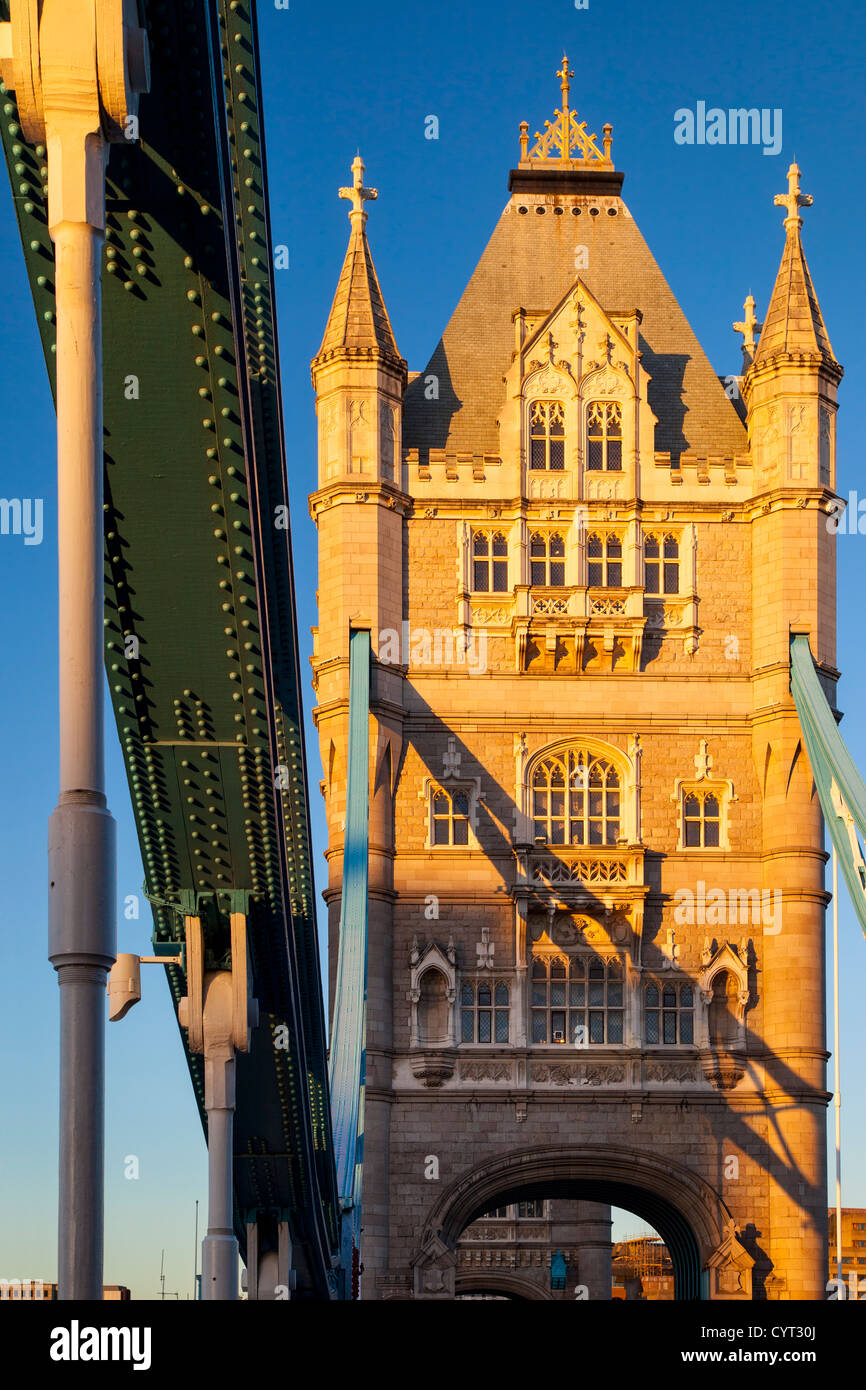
[339,154,378,228]
[557,54,573,112]
[774,161,812,233]
[733,293,761,352]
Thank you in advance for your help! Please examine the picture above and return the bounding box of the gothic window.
[530,532,566,587]
[460,981,509,1043]
[516,1200,545,1218]
[431,787,470,845]
[645,981,694,1044]
[418,969,450,1046]
[530,400,566,470]
[472,530,509,592]
[644,534,680,594]
[682,790,721,848]
[532,748,620,845]
[587,532,622,587]
[586,401,622,471]
[530,955,624,1044]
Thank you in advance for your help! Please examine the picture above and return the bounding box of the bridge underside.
[0,0,338,1295]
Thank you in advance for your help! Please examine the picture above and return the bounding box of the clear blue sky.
[1,0,864,1297]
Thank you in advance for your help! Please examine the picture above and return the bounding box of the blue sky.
[1,0,864,1298]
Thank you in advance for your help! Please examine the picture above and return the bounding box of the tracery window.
[530,955,624,1044]
[682,790,721,848]
[460,981,510,1043]
[645,981,694,1044]
[644,534,680,594]
[530,400,566,470]
[530,532,566,587]
[586,401,622,471]
[587,532,622,587]
[532,748,621,845]
[431,787,470,845]
[473,530,509,593]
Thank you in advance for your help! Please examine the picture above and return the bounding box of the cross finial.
[774,161,812,233]
[339,154,378,228]
[733,293,762,352]
[557,53,573,110]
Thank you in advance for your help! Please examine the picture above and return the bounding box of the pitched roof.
[315,222,403,368]
[751,229,836,368]
[403,186,747,463]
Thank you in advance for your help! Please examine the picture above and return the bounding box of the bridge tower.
[312,68,841,1300]
[740,160,843,1299]
[310,155,408,1281]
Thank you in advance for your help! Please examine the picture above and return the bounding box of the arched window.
[432,787,470,845]
[644,534,679,594]
[683,790,720,848]
[418,969,450,1046]
[530,955,624,1044]
[530,400,565,470]
[586,401,622,471]
[531,748,621,845]
[645,981,694,1044]
[460,981,509,1043]
[473,530,508,592]
[587,533,622,587]
[530,532,566,587]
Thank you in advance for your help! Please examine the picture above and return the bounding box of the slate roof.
[751,228,837,368]
[402,178,747,464]
[315,222,404,370]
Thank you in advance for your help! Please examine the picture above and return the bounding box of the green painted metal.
[1,0,339,1295]
[790,634,866,939]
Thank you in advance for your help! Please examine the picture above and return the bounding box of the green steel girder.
[0,0,338,1295]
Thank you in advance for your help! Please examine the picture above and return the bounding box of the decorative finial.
[774,161,812,234]
[518,58,612,168]
[557,53,573,109]
[339,154,378,229]
[733,293,762,360]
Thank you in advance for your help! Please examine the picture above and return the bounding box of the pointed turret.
[311,155,406,492]
[743,161,842,680]
[751,163,837,371]
[313,155,405,375]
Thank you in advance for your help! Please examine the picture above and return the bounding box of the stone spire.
[313,155,404,375]
[751,163,838,371]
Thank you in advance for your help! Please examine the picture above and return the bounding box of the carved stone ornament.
[532,1062,626,1086]
[705,1218,754,1300]
[410,1052,455,1087]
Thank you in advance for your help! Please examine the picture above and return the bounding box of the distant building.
[828,1208,866,1284]
[612,1234,674,1300]
[0,1282,130,1300]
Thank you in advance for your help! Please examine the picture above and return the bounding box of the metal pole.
[0,0,148,1305]
[200,972,238,1300]
[833,848,842,1287]
[194,1199,199,1300]
[48,212,116,1303]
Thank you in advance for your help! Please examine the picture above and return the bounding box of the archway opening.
[453,1178,703,1301]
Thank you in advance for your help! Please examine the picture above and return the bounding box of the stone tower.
[310,63,841,1300]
